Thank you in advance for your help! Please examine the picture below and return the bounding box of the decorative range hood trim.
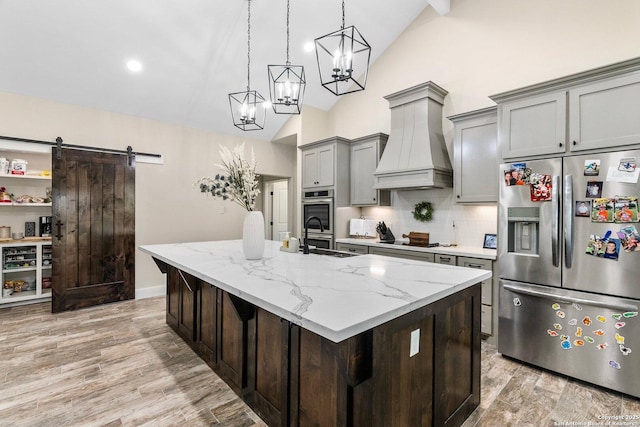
[373,81,453,190]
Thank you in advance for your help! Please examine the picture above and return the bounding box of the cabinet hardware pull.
[573,140,577,145]
[55,220,64,241]
[558,142,563,147]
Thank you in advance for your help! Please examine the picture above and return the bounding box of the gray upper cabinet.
[497,92,566,159]
[300,137,351,207]
[491,57,640,160]
[350,133,390,206]
[569,73,640,152]
[449,107,498,203]
[302,143,335,188]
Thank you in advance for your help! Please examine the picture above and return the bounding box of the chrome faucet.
[303,216,324,254]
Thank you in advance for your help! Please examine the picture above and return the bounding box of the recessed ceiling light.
[126,59,143,73]
[303,41,315,53]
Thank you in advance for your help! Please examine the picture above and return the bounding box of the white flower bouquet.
[196,143,260,211]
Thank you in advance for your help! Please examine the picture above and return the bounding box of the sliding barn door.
[51,148,135,313]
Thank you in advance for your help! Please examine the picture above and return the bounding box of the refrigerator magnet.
[602,239,620,261]
[584,159,601,176]
[591,198,614,222]
[529,174,552,201]
[586,181,603,198]
[617,226,640,252]
[575,201,591,217]
[585,234,604,256]
[618,157,636,172]
[614,196,639,223]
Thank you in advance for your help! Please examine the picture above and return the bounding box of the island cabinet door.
[216,291,255,394]
[177,270,198,344]
[432,283,481,427]
[244,308,290,427]
[369,312,436,427]
[290,328,373,427]
[165,265,180,330]
[196,280,218,368]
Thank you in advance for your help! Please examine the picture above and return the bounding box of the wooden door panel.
[52,148,135,313]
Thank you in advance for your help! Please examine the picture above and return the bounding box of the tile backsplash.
[361,188,497,247]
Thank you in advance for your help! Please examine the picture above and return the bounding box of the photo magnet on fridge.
[529,173,552,201]
[603,238,620,261]
[584,159,601,176]
[617,225,640,252]
[614,196,639,223]
[586,181,603,198]
[575,201,591,217]
[591,198,614,223]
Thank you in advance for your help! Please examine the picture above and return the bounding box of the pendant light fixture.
[267,0,306,114]
[229,0,266,131]
[314,0,371,96]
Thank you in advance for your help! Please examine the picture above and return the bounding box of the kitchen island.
[140,240,491,427]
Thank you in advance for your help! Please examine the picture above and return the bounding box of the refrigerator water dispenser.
[507,207,539,255]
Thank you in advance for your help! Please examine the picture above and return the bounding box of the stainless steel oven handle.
[551,175,560,267]
[564,175,573,269]
[302,198,333,204]
[504,284,638,312]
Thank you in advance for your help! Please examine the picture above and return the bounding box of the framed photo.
[483,233,497,249]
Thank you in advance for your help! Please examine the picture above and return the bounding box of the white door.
[271,180,288,241]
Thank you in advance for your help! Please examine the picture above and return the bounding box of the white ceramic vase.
[242,210,265,260]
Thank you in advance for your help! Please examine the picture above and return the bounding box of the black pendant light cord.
[246,0,251,91]
[341,0,345,30]
[286,0,290,65]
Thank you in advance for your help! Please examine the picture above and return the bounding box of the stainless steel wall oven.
[302,189,334,249]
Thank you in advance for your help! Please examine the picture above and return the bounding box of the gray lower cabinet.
[492,57,640,160]
[457,257,495,339]
[335,242,370,254]
[448,107,498,203]
[434,253,456,265]
[369,246,435,263]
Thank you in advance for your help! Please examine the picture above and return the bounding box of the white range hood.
[373,81,453,190]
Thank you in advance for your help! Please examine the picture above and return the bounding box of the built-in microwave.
[301,189,333,236]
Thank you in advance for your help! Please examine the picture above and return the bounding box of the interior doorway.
[264,179,289,241]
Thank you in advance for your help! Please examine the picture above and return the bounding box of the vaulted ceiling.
[0,1,449,141]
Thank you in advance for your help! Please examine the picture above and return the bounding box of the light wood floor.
[1,297,639,426]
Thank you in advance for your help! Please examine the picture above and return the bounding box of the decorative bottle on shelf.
[242,211,265,260]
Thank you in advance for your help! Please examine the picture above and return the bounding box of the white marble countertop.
[336,238,497,260]
[140,240,491,343]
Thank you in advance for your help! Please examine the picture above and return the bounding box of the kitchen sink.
[306,247,360,258]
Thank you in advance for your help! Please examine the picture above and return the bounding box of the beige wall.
[0,91,296,296]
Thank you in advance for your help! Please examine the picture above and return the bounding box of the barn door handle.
[55,220,64,241]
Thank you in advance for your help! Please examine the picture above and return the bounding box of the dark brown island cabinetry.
[153,260,480,427]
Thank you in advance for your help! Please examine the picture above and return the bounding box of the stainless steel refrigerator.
[498,149,640,398]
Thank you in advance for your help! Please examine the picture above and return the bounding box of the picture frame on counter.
[483,233,497,249]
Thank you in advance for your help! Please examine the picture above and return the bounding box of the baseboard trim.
[135,285,165,300]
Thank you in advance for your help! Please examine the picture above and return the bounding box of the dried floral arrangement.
[196,143,260,211]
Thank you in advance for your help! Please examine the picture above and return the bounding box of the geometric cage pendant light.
[267,0,306,114]
[314,0,371,96]
[229,0,266,131]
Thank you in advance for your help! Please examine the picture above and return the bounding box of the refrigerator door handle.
[564,174,573,268]
[504,284,639,312]
[551,175,560,267]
